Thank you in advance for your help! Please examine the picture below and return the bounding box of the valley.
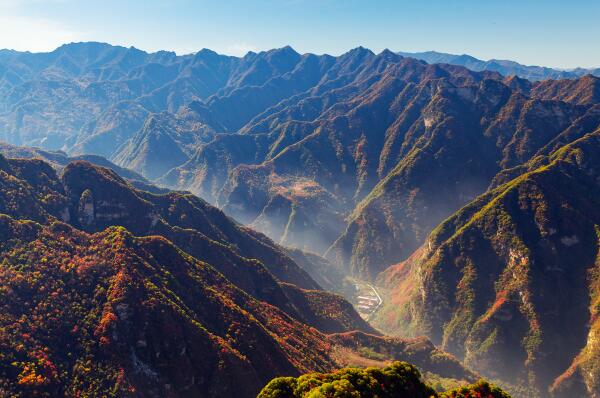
[0,38,600,397]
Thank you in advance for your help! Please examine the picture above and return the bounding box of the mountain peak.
[581,73,600,82]
[54,41,123,54]
[347,45,373,55]
[378,48,402,62]
[280,44,297,52]
[267,45,300,57]
[338,46,375,62]
[196,48,219,57]
[379,48,397,57]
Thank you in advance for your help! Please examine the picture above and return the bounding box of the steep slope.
[530,74,600,106]
[150,47,405,193]
[6,43,600,287]
[372,130,600,397]
[0,216,333,397]
[326,77,599,279]
[155,64,600,282]
[0,153,364,333]
[211,60,502,261]
[70,100,151,157]
[60,160,320,292]
[111,114,197,179]
[62,160,371,332]
[6,43,600,290]
[0,154,480,397]
[109,52,600,283]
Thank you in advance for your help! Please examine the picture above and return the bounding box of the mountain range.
[398,50,600,81]
[2,42,600,397]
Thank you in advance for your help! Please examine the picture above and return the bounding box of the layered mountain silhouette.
[3,42,600,279]
[3,42,600,397]
[154,50,600,283]
[399,50,600,81]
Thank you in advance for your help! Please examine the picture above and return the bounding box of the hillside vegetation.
[258,362,510,398]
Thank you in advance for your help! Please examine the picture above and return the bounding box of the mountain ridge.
[0,152,480,397]
[399,50,600,81]
[371,129,600,396]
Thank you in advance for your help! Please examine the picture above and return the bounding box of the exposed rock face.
[77,188,95,226]
[59,161,323,294]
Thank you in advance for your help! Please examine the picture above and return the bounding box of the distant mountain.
[3,43,600,280]
[372,130,600,397]
[160,51,506,267]
[399,50,600,81]
[0,42,347,158]
[156,53,600,281]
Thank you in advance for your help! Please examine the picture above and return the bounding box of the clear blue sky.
[1,0,599,69]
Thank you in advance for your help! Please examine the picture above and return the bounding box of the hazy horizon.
[0,0,599,70]
[3,40,599,73]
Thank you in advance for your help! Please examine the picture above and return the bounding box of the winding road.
[365,283,383,320]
